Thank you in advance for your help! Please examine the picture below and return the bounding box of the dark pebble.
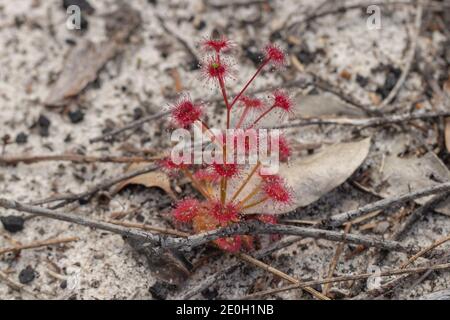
[356,74,369,88]
[62,0,95,14]
[38,115,50,128]
[18,266,36,284]
[60,280,68,289]
[296,48,315,65]
[37,114,51,137]
[133,107,144,120]
[375,65,401,99]
[0,215,25,233]
[68,109,85,124]
[15,132,28,144]
[188,58,201,71]
[65,38,77,46]
[195,20,206,30]
[149,282,177,300]
[79,14,89,31]
[243,45,262,66]
[201,287,219,300]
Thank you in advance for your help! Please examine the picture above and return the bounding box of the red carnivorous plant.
[165,36,295,252]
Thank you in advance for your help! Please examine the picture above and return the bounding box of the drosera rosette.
[167,36,296,252]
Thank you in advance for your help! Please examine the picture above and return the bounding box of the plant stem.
[231,162,261,202]
[242,197,269,210]
[236,106,250,129]
[183,169,211,200]
[250,105,275,128]
[238,183,262,208]
[230,58,269,110]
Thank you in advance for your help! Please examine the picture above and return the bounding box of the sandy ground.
[0,0,450,300]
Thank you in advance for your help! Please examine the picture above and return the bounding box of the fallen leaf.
[44,5,141,106]
[370,136,450,216]
[231,138,371,215]
[113,163,176,200]
[293,94,366,119]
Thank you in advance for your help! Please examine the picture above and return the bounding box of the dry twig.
[0,237,79,255]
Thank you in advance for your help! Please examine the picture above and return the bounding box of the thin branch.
[401,235,450,269]
[239,262,450,299]
[0,270,41,298]
[30,163,159,208]
[89,110,170,143]
[321,182,450,228]
[0,198,163,244]
[1,199,434,257]
[323,223,352,296]
[0,154,162,165]
[379,3,423,109]
[0,237,79,255]
[176,236,303,299]
[312,74,380,116]
[287,1,445,32]
[271,111,450,130]
[168,221,426,255]
[155,14,199,66]
[235,251,330,300]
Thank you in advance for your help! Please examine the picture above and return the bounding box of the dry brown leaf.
[44,5,141,106]
[113,163,176,200]
[230,138,371,215]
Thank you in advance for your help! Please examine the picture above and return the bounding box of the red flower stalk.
[172,198,200,222]
[170,96,202,128]
[229,43,286,109]
[250,90,293,128]
[236,96,265,128]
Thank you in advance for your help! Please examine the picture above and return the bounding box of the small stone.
[38,114,51,128]
[133,107,144,120]
[243,45,262,66]
[296,48,315,65]
[201,287,218,300]
[37,114,51,137]
[18,266,36,284]
[149,282,177,300]
[195,20,206,30]
[356,74,369,88]
[375,65,401,99]
[15,132,28,144]
[0,215,25,233]
[68,109,85,124]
